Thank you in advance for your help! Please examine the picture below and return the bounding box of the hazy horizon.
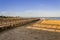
[0,0,60,17]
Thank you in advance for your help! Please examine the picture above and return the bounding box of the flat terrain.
[0,20,60,40]
[29,20,60,32]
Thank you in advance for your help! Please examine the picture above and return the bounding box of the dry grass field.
[41,20,60,25]
[26,19,60,32]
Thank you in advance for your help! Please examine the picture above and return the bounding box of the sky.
[0,0,60,17]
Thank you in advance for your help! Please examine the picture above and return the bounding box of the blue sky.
[0,0,60,17]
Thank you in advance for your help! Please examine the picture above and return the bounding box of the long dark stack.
[0,16,40,30]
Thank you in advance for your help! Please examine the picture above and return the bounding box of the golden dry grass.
[26,20,60,32]
[41,20,60,25]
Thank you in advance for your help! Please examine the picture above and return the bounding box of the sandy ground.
[0,22,60,40]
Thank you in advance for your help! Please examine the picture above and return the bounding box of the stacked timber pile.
[0,16,40,29]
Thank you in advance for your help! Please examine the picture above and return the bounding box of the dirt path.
[0,21,60,40]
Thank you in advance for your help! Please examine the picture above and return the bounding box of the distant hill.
[0,16,8,18]
[0,16,21,18]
